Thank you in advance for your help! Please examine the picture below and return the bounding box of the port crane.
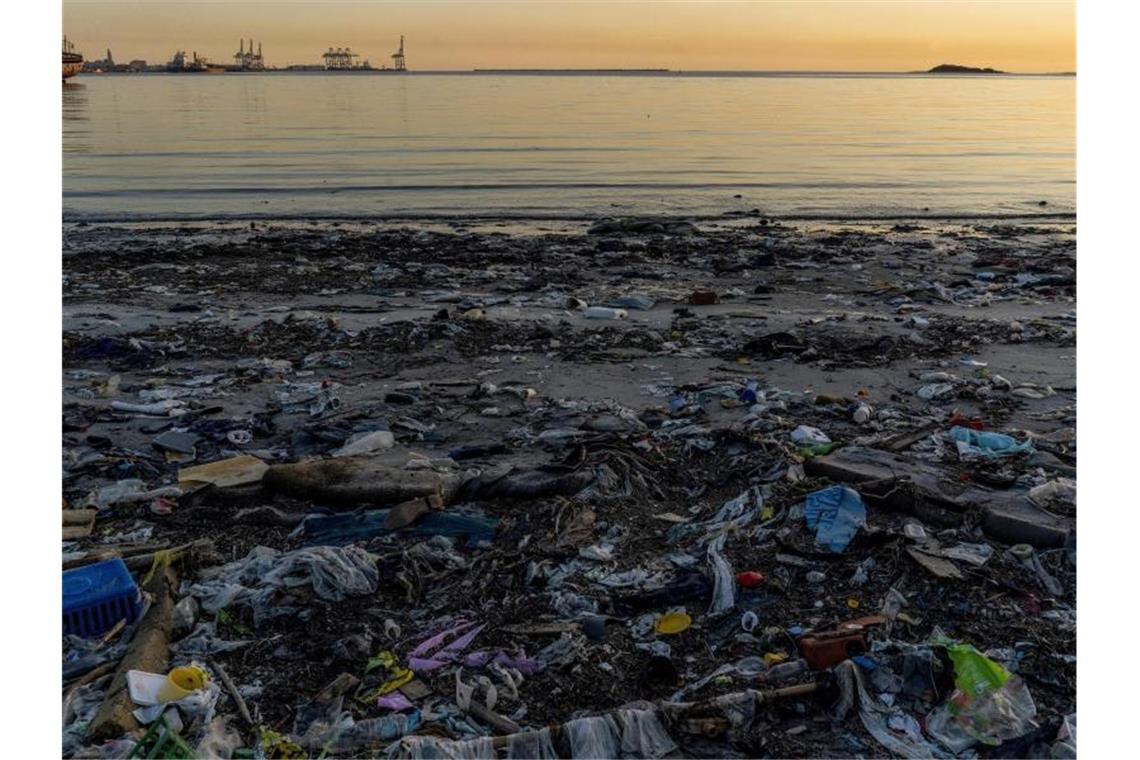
[391,36,406,71]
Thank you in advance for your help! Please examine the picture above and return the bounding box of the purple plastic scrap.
[409,620,486,673]
[377,692,415,712]
[494,650,545,674]
[403,619,545,675]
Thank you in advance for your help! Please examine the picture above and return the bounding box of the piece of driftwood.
[86,566,178,742]
[211,659,253,729]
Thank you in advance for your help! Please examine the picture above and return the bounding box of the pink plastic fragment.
[377,692,415,712]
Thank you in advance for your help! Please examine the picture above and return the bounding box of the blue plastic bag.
[804,486,867,553]
[301,510,498,547]
[949,426,1033,459]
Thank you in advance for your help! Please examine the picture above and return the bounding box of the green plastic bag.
[927,640,1037,751]
[945,643,1010,698]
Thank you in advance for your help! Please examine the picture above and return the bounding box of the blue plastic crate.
[63,559,142,638]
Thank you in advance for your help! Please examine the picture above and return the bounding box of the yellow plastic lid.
[655,611,692,635]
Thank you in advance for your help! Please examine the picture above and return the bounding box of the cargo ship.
[63,36,83,80]
[166,50,225,73]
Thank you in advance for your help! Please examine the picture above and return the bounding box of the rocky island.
[927,63,1005,74]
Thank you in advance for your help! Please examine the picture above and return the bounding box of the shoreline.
[62,216,1076,756]
[62,210,1078,227]
[68,69,1077,78]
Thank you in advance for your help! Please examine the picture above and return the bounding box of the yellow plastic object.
[142,548,176,587]
[157,665,209,702]
[260,727,305,759]
[655,611,692,635]
[763,652,788,666]
[357,651,414,703]
[847,598,861,610]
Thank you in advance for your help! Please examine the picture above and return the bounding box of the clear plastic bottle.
[759,658,808,684]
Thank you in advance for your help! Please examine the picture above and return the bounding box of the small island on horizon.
[926,63,1005,74]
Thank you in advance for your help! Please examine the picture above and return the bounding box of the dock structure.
[233,38,265,70]
[391,36,406,71]
[322,47,361,70]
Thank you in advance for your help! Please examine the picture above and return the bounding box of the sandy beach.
[60,215,1075,756]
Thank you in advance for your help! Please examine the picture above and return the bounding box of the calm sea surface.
[62,72,1074,221]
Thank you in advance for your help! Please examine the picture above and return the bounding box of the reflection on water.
[62,83,91,153]
[62,73,1074,220]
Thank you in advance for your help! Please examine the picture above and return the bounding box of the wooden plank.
[62,509,97,539]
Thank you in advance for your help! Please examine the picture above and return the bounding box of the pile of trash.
[62,218,1076,757]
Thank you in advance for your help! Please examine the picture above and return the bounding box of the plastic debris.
[804,485,867,553]
[654,611,692,635]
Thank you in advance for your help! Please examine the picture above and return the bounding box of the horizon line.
[77,66,1078,76]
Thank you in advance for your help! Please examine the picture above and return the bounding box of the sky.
[63,1,1076,72]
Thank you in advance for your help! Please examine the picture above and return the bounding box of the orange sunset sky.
[63,1,1075,72]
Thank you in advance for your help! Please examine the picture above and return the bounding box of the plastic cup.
[157,666,208,703]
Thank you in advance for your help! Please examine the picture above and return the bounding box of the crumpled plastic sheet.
[171,621,253,656]
[592,567,655,588]
[706,534,735,615]
[659,690,757,743]
[507,727,558,759]
[1051,712,1076,758]
[667,662,740,703]
[833,660,953,759]
[548,589,598,618]
[314,712,423,754]
[668,487,764,546]
[63,633,133,681]
[386,734,496,759]
[804,486,867,553]
[949,426,1034,460]
[532,557,590,589]
[572,463,629,502]
[195,715,243,759]
[703,486,764,537]
[940,542,994,567]
[1028,478,1076,511]
[294,677,353,740]
[616,709,677,758]
[537,634,583,669]
[184,545,379,622]
[62,682,106,757]
[263,545,379,600]
[926,676,1038,752]
[706,691,757,733]
[84,478,182,509]
[565,714,622,759]
[134,681,222,727]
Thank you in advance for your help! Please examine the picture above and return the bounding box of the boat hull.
[63,61,82,80]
